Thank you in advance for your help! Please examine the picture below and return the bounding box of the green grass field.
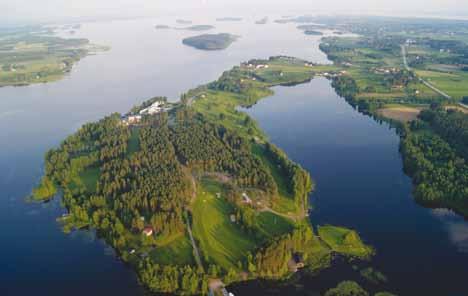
[318,225,373,258]
[78,167,100,193]
[251,144,291,197]
[150,234,195,266]
[255,211,294,239]
[192,179,257,270]
[192,89,267,141]
[127,128,140,155]
[415,69,468,99]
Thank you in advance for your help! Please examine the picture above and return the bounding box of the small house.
[142,227,153,237]
[242,192,252,204]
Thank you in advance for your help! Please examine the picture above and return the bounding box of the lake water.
[1,17,467,296]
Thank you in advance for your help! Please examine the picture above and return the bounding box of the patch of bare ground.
[377,106,424,122]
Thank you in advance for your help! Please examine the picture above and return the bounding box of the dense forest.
[401,107,468,216]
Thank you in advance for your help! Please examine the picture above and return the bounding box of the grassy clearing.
[127,128,140,156]
[318,225,373,258]
[251,143,299,215]
[192,178,257,270]
[150,234,195,266]
[255,211,294,239]
[192,90,267,141]
[79,166,100,193]
[251,144,292,199]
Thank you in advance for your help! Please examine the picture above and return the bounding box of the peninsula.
[0,25,107,87]
[33,56,373,295]
[182,33,238,50]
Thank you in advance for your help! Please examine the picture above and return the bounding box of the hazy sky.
[2,0,468,24]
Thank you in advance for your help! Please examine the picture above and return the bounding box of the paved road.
[458,102,468,109]
[401,44,452,99]
[401,45,410,71]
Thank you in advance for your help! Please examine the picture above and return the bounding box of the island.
[0,25,108,87]
[297,25,324,36]
[33,56,373,295]
[155,25,171,30]
[176,19,193,25]
[216,17,243,22]
[182,33,238,50]
[255,17,269,25]
[304,30,323,36]
[177,25,215,32]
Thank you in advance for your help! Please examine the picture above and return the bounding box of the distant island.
[176,19,192,25]
[304,30,323,36]
[155,25,171,29]
[177,25,215,31]
[0,25,108,87]
[216,17,243,22]
[33,56,373,295]
[182,33,238,50]
[255,17,269,25]
[275,15,317,24]
[155,25,215,31]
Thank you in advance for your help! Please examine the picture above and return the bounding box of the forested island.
[255,17,269,25]
[33,56,373,295]
[178,25,215,31]
[182,33,238,50]
[176,19,193,25]
[304,30,323,36]
[155,25,170,30]
[155,25,215,31]
[0,25,108,87]
[216,17,243,22]
[296,25,324,36]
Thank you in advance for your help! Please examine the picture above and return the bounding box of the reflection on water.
[432,209,468,253]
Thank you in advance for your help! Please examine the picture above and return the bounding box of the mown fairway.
[192,179,257,270]
[150,234,195,266]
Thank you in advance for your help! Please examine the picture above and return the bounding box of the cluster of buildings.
[244,63,270,70]
[317,70,348,78]
[405,39,417,46]
[122,100,170,126]
[373,67,401,74]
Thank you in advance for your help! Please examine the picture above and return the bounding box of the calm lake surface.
[1,17,467,296]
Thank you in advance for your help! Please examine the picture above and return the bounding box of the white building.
[242,192,252,204]
[139,101,165,115]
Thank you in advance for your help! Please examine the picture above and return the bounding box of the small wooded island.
[182,33,238,50]
[33,56,373,295]
[179,25,215,31]
[297,25,324,36]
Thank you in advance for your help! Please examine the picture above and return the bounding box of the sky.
[1,0,468,24]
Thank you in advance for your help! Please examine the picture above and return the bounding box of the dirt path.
[259,206,304,222]
[185,213,204,272]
